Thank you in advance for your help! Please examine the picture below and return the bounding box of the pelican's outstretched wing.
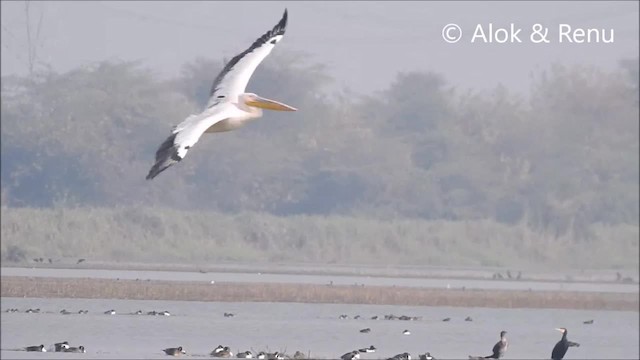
[205,9,288,109]
[146,104,235,180]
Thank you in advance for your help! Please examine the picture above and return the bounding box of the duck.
[54,341,70,352]
[442,317,451,322]
[256,352,267,359]
[25,345,46,352]
[212,347,233,358]
[358,346,376,353]
[419,352,435,360]
[60,309,72,315]
[64,346,86,353]
[267,351,284,360]
[403,329,411,335]
[465,316,473,322]
[340,350,360,360]
[360,328,371,333]
[583,319,594,324]
[211,345,225,355]
[388,352,411,360]
[163,346,186,356]
[293,351,306,359]
[237,350,253,358]
[104,309,116,315]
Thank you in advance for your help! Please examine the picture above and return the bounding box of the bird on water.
[469,330,508,359]
[163,346,186,356]
[551,328,580,360]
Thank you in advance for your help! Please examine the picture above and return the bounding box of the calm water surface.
[1,297,638,359]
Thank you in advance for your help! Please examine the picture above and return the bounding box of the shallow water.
[1,297,638,359]
[2,267,638,294]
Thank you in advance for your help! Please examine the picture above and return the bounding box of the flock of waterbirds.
[6,306,588,359]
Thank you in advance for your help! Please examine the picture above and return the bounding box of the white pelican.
[146,9,296,180]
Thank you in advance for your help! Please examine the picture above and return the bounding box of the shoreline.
[1,276,637,311]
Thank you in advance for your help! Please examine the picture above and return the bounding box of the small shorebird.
[25,345,46,352]
[163,346,186,356]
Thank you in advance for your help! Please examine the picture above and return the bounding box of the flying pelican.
[146,9,297,180]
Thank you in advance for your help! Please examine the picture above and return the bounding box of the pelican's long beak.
[246,96,297,111]
[555,328,564,332]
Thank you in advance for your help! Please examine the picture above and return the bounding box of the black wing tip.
[275,8,288,34]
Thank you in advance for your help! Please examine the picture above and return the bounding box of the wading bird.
[146,9,297,180]
[551,328,580,360]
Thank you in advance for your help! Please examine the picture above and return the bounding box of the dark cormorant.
[551,328,580,360]
[469,330,508,359]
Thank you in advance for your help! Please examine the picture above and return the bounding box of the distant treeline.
[1,207,638,269]
[1,54,638,269]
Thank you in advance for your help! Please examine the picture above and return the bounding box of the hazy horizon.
[1,1,638,96]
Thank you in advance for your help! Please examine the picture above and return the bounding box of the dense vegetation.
[1,53,638,270]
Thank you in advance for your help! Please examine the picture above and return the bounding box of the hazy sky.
[1,1,638,96]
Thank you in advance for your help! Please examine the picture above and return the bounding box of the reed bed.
[1,276,637,311]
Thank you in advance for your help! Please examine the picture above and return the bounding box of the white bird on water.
[146,9,297,180]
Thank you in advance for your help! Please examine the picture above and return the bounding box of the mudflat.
[1,276,637,311]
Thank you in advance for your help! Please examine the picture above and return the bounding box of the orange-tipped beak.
[246,96,297,111]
